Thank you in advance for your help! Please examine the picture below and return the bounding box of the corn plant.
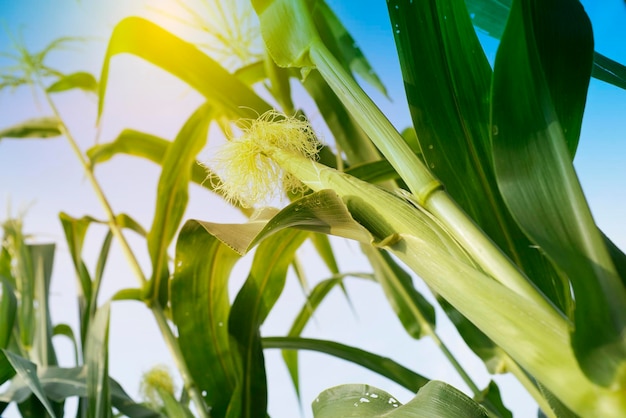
[1,0,626,417]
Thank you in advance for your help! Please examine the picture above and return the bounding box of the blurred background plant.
[1,0,626,417]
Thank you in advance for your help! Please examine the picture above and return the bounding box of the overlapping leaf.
[146,102,213,304]
[491,0,626,386]
[98,17,271,121]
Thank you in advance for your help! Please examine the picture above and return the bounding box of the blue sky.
[1,1,625,417]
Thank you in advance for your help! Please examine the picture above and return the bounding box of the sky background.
[1,0,625,417]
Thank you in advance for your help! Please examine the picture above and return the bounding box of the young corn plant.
[2,0,626,417]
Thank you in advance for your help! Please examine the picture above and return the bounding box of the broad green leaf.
[537,382,578,418]
[364,247,435,340]
[52,324,79,366]
[0,366,161,417]
[29,244,58,367]
[264,337,429,393]
[98,17,271,120]
[388,0,570,312]
[146,102,213,304]
[465,0,626,91]
[228,229,308,418]
[0,279,17,349]
[0,117,61,140]
[312,381,488,417]
[491,0,626,386]
[251,0,318,68]
[85,302,111,418]
[46,72,97,93]
[0,350,57,417]
[171,220,241,418]
[475,381,513,418]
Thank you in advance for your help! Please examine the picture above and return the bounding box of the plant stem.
[151,305,210,418]
[39,84,146,289]
[309,42,555,314]
[40,84,209,417]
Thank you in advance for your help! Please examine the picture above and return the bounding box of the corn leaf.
[312,381,488,418]
[0,279,17,350]
[171,220,241,418]
[465,0,626,91]
[265,337,428,393]
[281,274,373,397]
[0,366,160,417]
[52,324,79,367]
[388,0,570,312]
[146,102,213,304]
[29,244,57,367]
[0,350,57,417]
[46,71,97,93]
[491,0,626,386]
[228,229,308,418]
[85,302,111,418]
[475,381,512,418]
[98,17,271,121]
[0,117,61,140]
[365,247,435,340]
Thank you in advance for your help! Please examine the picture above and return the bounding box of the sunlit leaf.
[312,381,488,417]
[29,244,57,367]
[46,71,97,93]
[52,324,79,366]
[98,17,271,120]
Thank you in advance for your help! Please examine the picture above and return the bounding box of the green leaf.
[491,0,626,386]
[29,244,58,367]
[281,274,372,396]
[475,381,513,418]
[52,324,79,367]
[0,117,62,140]
[364,247,435,340]
[228,229,308,418]
[0,279,17,349]
[85,302,111,418]
[171,220,241,418]
[0,366,161,417]
[146,102,213,304]
[312,381,488,417]
[388,0,570,312]
[46,72,97,93]
[264,337,429,393]
[0,350,58,417]
[465,0,626,91]
[98,17,271,121]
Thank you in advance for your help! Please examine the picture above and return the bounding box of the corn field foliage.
[2,0,626,417]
